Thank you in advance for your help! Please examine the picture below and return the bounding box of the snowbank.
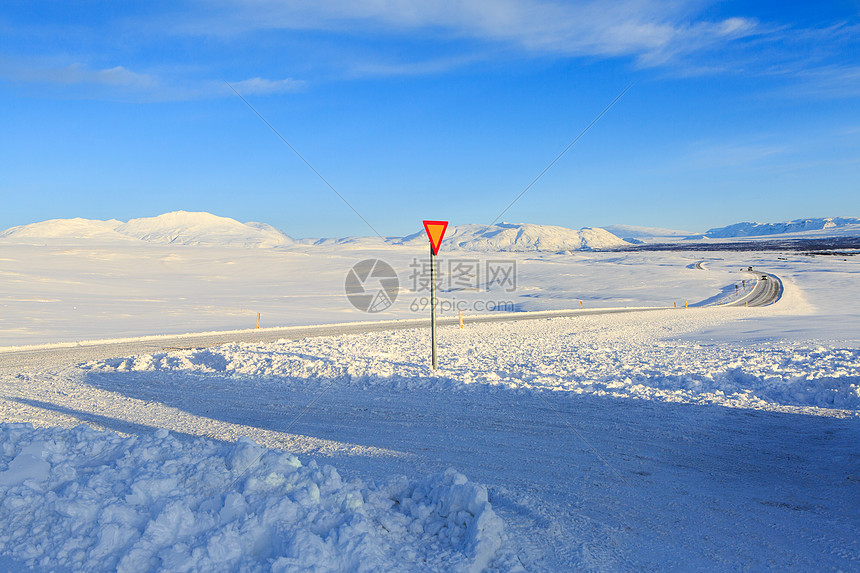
[0,424,506,572]
[84,311,860,416]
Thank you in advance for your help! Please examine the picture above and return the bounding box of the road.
[0,268,783,373]
[0,307,670,373]
[691,261,783,308]
[731,272,783,307]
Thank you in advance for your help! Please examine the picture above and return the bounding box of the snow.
[115,212,294,248]
[0,242,752,346]
[1,214,628,253]
[706,216,860,238]
[602,217,860,244]
[0,212,294,248]
[0,424,508,572]
[4,213,859,251]
[1,302,858,570]
[1,213,859,570]
[602,224,695,242]
[78,304,860,416]
[0,218,129,241]
[398,222,629,252]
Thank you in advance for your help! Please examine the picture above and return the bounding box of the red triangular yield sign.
[423,220,448,255]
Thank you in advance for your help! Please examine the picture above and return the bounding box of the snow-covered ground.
[0,240,802,347]
[0,424,506,572]
[0,216,858,571]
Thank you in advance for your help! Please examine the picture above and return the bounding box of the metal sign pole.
[430,243,438,370]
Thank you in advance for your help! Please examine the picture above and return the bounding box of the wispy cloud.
[347,54,483,77]
[196,0,759,67]
[189,0,860,94]
[227,76,305,95]
[3,1,856,98]
[0,57,303,101]
[1,60,157,89]
[774,64,860,99]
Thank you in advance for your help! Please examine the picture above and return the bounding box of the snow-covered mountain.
[8,212,855,251]
[0,212,294,248]
[399,223,629,252]
[705,217,860,238]
[602,224,696,244]
[115,212,293,247]
[0,215,630,252]
[0,217,130,241]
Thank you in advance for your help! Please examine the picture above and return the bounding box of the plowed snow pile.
[0,424,507,572]
[87,310,860,416]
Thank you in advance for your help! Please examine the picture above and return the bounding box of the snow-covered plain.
[1,214,859,571]
[0,240,794,347]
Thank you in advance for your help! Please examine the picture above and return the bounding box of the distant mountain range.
[398,223,628,252]
[1,212,858,251]
[704,217,860,238]
[605,217,860,243]
[602,224,695,240]
[0,212,628,252]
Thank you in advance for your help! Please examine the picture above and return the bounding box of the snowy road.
[734,271,783,307]
[1,265,782,374]
[0,307,669,374]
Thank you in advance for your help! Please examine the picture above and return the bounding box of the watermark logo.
[344,259,399,312]
[345,257,518,314]
[407,258,517,292]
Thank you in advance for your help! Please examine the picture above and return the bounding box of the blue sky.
[1,1,858,238]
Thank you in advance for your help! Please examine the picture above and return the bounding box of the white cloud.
[200,0,759,66]
[228,76,305,94]
[347,54,482,77]
[1,61,157,89]
[785,64,860,98]
[0,58,306,101]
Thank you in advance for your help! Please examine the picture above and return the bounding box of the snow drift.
[0,423,506,572]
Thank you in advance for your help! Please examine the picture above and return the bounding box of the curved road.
[726,272,783,307]
[691,261,783,308]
